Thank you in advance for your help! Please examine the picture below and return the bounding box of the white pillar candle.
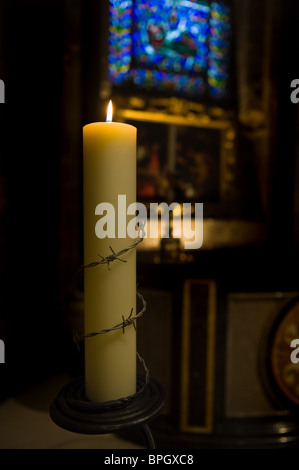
[83,101,137,403]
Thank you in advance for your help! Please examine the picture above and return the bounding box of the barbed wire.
[73,290,147,349]
[82,221,146,271]
[73,221,149,387]
[74,222,147,342]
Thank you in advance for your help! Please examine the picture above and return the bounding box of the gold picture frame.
[180,279,217,434]
[116,106,236,214]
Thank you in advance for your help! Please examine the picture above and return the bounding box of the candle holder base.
[50,374,166,449]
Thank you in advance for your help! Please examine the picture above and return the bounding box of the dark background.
[0,0,299,446]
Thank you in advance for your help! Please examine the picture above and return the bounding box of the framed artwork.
[119,108,236,215]
[132,120,168,201]
[174,125,221,203]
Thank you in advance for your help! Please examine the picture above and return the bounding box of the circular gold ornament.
[270,300,299,407]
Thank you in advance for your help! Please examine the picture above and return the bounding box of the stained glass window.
[108,0,232,99]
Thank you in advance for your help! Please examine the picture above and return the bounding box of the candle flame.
[106,100,113,122]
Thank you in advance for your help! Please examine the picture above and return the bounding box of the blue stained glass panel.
[108,0,232,99]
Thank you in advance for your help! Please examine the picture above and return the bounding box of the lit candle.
[83,101,137,403]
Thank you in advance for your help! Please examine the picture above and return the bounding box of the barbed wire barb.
[82,221,146,271]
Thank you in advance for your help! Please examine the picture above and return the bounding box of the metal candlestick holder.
[50,374,166,449]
